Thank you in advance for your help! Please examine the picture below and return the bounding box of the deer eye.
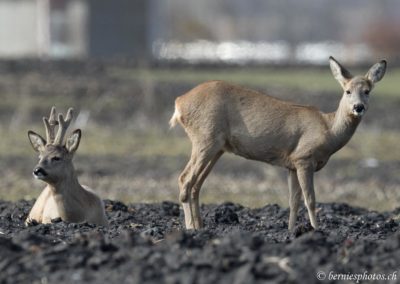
[51,157,61,162]
[364,90,370,95]
[345,90,351,95]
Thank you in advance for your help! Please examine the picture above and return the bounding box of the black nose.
[353,104,365,113]
[33,167,47,177]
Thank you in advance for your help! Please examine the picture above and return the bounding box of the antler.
[43,106,58,144]
[54,108,74,145]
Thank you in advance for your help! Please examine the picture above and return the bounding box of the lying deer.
[26,107,108,226]
[170,56,386,230]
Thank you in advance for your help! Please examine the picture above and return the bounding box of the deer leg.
[296,166,318,229]
[25,186,52,225]
[181,202,196,230]
[179,143,223,230]
[288,169,302,231]
[179,153,197,229]
[179,154,194,203]
[191,150,224,229]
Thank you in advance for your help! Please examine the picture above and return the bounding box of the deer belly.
[224,136,289,167]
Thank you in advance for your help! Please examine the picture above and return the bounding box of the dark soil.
[1,200,399,284]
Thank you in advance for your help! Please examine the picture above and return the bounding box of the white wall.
[0,0,87,58]
[0,1,42,57]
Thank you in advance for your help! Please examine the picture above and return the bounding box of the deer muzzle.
[352,104,365,117]
[33,167,48,179]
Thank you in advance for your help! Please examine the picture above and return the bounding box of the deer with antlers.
[170,57,386,230]
[26,107,108,226]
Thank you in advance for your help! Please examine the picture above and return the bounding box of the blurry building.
[88,0,149,59]
[0,0,149,59]
[0,0,86,58]
[0,0,398,63]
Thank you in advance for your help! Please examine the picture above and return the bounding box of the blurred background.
[1,0,400,211]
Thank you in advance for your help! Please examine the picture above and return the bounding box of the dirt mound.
[0,200,399,283]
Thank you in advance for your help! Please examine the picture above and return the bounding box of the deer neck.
[47,171,87,220]
[327,98,361,152]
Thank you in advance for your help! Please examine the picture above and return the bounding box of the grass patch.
[79,127,191,157]
[2,64,399,210]
[0,126,191,158]
[334,130,400,161]
[2,125,400,162]
[109,67,400,98]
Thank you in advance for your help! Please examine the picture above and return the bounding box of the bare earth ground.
[1,199,400,283]
[0,60,400,283]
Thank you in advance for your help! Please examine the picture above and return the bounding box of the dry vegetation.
[1,60,399,211]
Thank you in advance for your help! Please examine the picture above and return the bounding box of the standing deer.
[170,56,386,230]
[26,107,108,226]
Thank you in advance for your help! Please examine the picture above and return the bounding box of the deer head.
[28,107,81,186]
[329,56,386,118]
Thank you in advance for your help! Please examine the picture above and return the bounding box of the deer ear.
[66,129,81,154]
[329,56,352,89]
[28,131,46,152]
[366,60,386,84]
